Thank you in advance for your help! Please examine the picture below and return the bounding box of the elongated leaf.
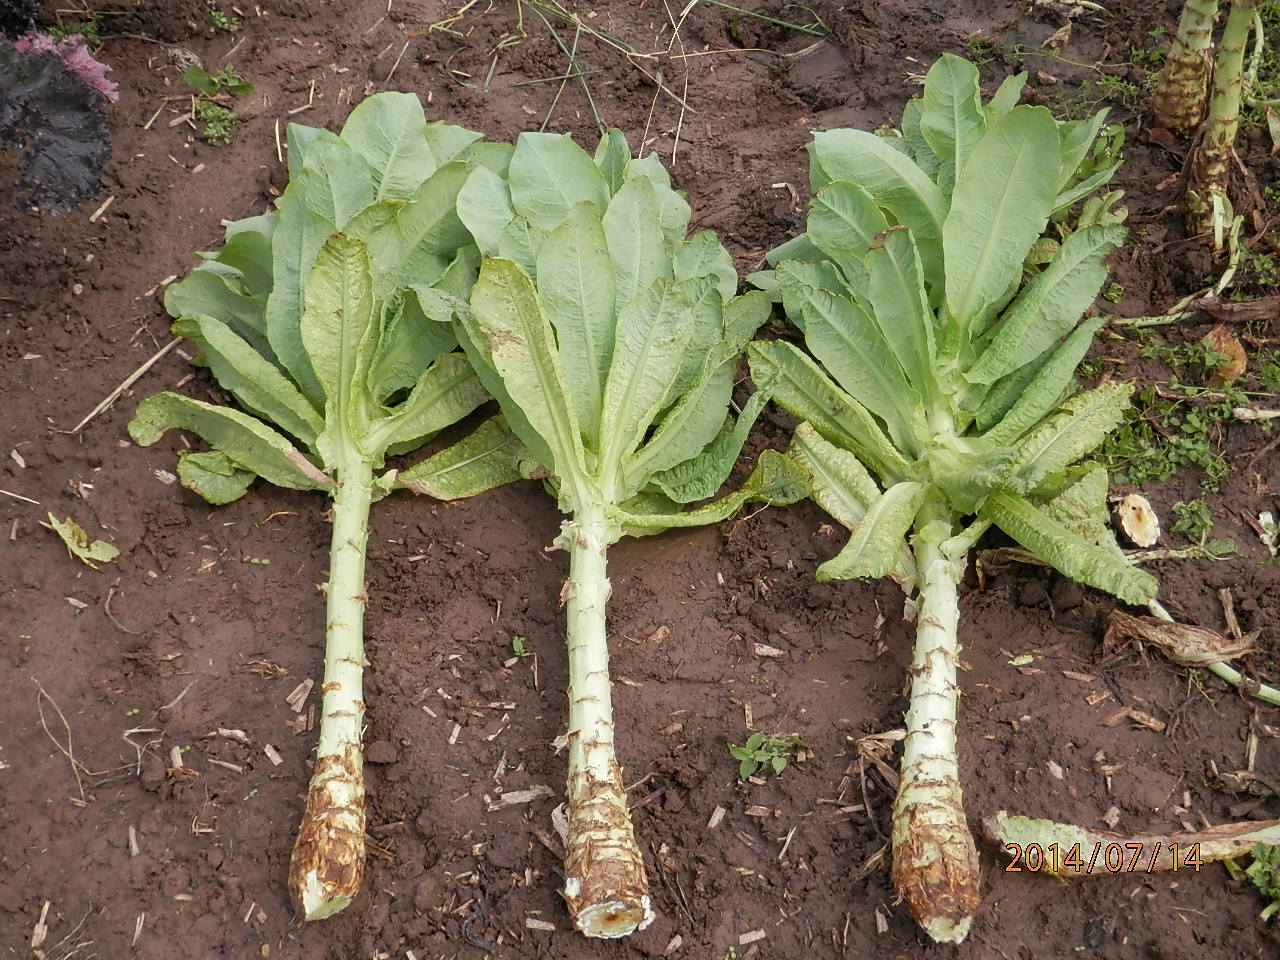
[599,278,695,470]
[457,166,515,258]
[612,448,807,533]
[286,123,343,180]
[369,352,487,451]
[165,267,273,361]
[984,72,1027,124]
[818,481,925,581]
[982,316,1104,446]
[900,98,941,179]
[982,490,1157,604]
[748,340,912,483]
[264,189,331,407]
[497,217,548,279]
[1044,464,1127,559]
[537,202,616,436]
[865,226,936,392]
[210,212,276,298]
[368,287,459,405]
[129,392,333,491]
[776,259,851,332]
[723,290,773,347]
[652,387,772,504]
[467,259,587,488]
[423,121,483,168]
[508,132,609,231]
[458,140,513,176]
[622,153,692,244]
[919,53,985,196]
[296,141,377,230]
[808,129,946,287]
[788,421,882,521]
[764,231,827,267]
[176,449,257,504]
[973,348,1050,432]
[364,164,473,293]
[594,128,630,195]
[1055,110,1108,193]
[173,315,323,444]
[340,91,434,202]
[674,230,738,302]
[396,416,524,500]
[943,105,1061,333]
[300,236,378,463]
[625,360,734,489]
[967,225,1124,381]
[602,176,673,306]
[1052,162,1122,214]
[1009,382,1132,491]
[806,180,888,292]
[779,264,919,446]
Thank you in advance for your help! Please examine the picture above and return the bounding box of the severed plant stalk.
[1152,0,1221,136]
[454,128,803,936]
[1186,0,1258,246]
[749,54,1149,942]
[129,94,521,920]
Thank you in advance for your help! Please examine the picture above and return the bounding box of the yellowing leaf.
[48,513,119,569]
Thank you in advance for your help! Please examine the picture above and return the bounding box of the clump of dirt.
[1,1,1277,958]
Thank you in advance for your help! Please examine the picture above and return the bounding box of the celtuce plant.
[1152,0,1220,136]
[128,94,521,921]
[1186,0,1259,245]
[749,54,1153,943]
[454,128,802,937]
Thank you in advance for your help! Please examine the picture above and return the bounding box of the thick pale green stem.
[288,457,374,921]
[559,502,653,938]
[890,497,980,944]
[1187,0,1256,242]
[1153,0,1221,136]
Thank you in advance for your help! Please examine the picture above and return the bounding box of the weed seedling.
[211,9,242,33]
[728,732,807,779]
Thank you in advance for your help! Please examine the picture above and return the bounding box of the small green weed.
[49,11,104,51]
[728,731,807,779]
[963,35,998,67]
[211,9,242,32]
[511,635,533,658]
[194,101,238,147]
[1245,843,1280,921]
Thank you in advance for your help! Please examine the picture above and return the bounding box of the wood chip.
[739,930,766,946]
[449,723,461,745]
[753,642,785,658]
[488,785,554,811]
[128,824,139,857]
[1062,670,1096,682]
[285,678,314,712]
[646,625,670,644]
[658,721,683,736]
[707,805,726,829]
[263,744,283,766]
[1102,805,1121,829]
[744,805,771,818]
[1046,759,1064,780]
[207,758,244,773]
[663,934,683,955]
[525,918,556,931]
[1085,690,1113,706]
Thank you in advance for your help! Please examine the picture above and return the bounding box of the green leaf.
[339,91,434,202]
[295,140,377,230]
[626,362,733,490]
[537,202,616,437]
[652,386,772,504]
[1009,382,1132,491]
[919,53,986,196]
[300,235,379,463]
[467,258,587,489]
[423,121,483,168]
[183,64,219,96]
[622,153,692,244]
[594,128,631,195]
[982,316,1105,446]
[805,180,889,292]
[175,450,257,504]
[968,225,1125,382]
[900,99,941,179]
[367,287,460,405]
[47,514,118,569]
[818,481,925,581]
[764,231,827,266]
[264,188,332,407]
[984,72,1027,124]
[1055,110,1109,193]
[864,226,936,396]
[172,314,323,445]
[165,266,273,361]
[396,416,524,500]
[497,217,548,279]
[286,123,344,180]
[129,392,333,492]
[508,132,609,231]
[808,129,946,290]
[363,161,474,292]
[982,490,1157,604]
[748,340,911,483]
[674,230,738,302]
[602,176,674,307]
[457,166,515,258]
[369,352,488,452]
[1044,465,1128,558]
[943,105,1061,333]
[210,213,276,298]
[599,278,697,470]
[973,349,1050,432]
[777,261,919,446]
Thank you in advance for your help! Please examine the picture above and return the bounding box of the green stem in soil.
[1148,600,1280,706]
[1153,0,1221,137]
[890,495,981,945]
[1186,0,1257,244]
[288,456,374,920]
[559,501,654,938]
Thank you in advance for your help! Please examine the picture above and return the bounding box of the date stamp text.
[1003,841,1203,874]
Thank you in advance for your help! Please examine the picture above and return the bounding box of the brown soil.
[2,1,1279,958]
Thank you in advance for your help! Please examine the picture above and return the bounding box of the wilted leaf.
[1103,609,1260,667]
[48,513,118,569]
[1201,324,1247,386]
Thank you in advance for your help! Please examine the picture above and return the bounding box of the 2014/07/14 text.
[1003,841,1204,874]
